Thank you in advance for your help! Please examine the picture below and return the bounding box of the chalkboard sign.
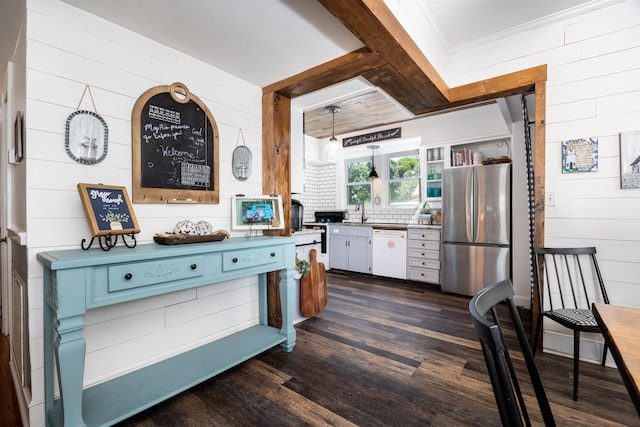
[132,82,219,204]
[77,183,140,236]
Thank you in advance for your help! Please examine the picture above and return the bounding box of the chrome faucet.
[356,203,367,223]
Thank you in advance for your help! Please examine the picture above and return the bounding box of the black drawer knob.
[270,252,276,257]
[232,257,238,263]
[191,264,197,270]
[124,273,133,280]
[421,253,425,256]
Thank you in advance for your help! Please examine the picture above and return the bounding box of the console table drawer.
[108,256,205,292]
[223,246,283,272]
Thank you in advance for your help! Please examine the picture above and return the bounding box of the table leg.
[279,266,296,352]
[54,314,87,427]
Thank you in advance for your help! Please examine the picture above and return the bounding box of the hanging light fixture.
[325,105,341,142]
[368,144,379,179]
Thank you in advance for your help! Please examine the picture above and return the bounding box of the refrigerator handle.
[466,168,474,242]
[471,167,477,242]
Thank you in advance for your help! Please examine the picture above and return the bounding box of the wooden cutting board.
[300,249,327,317]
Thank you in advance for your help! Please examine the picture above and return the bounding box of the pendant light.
[368,144,379,179]
[325,105,341,142]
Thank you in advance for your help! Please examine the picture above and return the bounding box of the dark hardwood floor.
[1,331,22,427]
[3,272,637,426]
[116,272,638,426]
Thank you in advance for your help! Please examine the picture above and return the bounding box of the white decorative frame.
[620,130,640,189]
[231,195,284,230]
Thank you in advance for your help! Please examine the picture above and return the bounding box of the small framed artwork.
[231,195,284,230]
[562,138,598,173]
[620,130,640,189]
[77,183,140,236]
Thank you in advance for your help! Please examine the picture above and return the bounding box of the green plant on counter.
[296,259,311,277]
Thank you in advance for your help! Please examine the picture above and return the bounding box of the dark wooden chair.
[533,247,609,401]
[469,279,555,426]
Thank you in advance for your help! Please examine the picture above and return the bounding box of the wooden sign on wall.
[132,82,219,204]
[342,127,401,147]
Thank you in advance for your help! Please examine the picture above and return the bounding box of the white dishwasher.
[372,228,407,279]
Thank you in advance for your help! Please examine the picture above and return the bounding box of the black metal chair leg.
[602,343,608,366]
[533,314,543,357]
[573,330,580,401]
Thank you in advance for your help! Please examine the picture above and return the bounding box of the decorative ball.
[174,219,197,236]
[195,220,213,236]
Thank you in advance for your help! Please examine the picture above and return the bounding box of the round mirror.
[65,110,108,164]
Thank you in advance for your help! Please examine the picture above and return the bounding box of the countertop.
[303,222,441,230]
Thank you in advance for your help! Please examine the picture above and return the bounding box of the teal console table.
[37,236,296,426]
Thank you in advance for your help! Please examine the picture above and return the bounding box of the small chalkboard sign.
[132,82,219,204]
[77,183,140,236]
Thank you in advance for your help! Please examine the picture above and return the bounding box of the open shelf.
[48,325,285,426]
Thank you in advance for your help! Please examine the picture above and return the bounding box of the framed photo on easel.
[77,183,140,236]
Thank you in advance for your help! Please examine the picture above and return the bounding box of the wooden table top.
[593,303,640,416]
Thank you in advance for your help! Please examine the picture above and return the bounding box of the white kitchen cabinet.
[329,225,371,274]
[407,228,441,284]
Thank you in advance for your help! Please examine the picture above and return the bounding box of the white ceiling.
[53,0,596,88]
[1,0,603,136]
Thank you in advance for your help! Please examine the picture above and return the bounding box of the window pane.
[389,179,420,204]
[348,160,371,183]
[347,184,371,205]
[389,154,420,179]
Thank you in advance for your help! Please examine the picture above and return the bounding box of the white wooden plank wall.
[448,0,640,361]
[23,1,265,424]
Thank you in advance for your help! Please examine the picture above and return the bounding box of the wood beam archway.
[263,0,546,327]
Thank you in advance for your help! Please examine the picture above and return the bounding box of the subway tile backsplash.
[297,162,420,225]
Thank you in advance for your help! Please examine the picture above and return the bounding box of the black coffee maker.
[291,199,303,231]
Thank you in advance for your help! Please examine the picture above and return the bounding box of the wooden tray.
[153,231,229,245]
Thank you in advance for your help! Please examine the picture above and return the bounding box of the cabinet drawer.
[408,248,440,260]
[408,258,440,270]
[349,226,372,238]
[222,246,283,272]
[408,240,440,251]
[408,229,440,241]
[108,256,204,292]
[408,267,439,283]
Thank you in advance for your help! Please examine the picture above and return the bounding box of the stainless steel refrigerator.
[441,163,511,296]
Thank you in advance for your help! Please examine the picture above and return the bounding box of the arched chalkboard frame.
[132,82,219,204]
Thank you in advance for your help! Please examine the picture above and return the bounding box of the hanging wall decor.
[562,138,598,173]
[232,129,252,181]
[65,85,109,165]
[132,82,219,204]
[620,130,640,189]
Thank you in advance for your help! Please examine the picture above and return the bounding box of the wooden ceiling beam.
[448,65,547,104]
[318,0,449,112]
[263,47,386,99]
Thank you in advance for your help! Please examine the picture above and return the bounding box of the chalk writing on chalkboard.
[132,82,220,204]
[77,183,140,236]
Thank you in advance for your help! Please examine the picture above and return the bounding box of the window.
[346,158,372,205]
[388,152,420,205]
